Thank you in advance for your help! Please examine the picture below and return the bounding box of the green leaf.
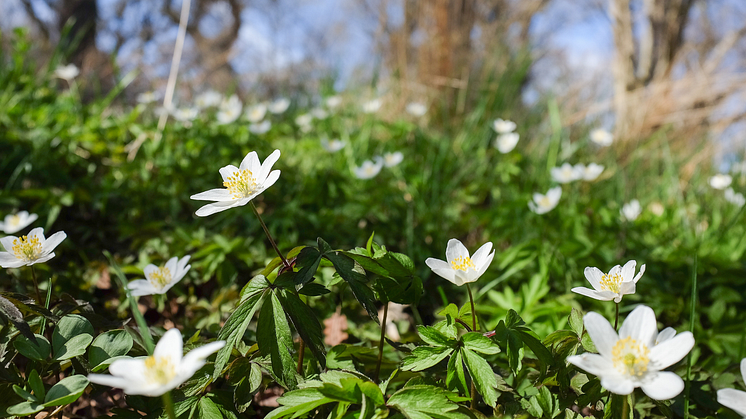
[569,308,583,335]
[277,289,326,369]
[535,386,557,418]
[198,397,222,419]
[54,333,94,361]
[13,384,36,402]
[234,362,262,413]
[213,287,268,379]
[513,329,553,367]
[401,346,454,372]
[462,348,498,407]
[462,332,500,355]
[256,291,297,389]
[297,282,330,296]
[6,401,44,416]
[264,388,333,419]
[446,349,469,396]
[387,385,470,419]
[88,330,133,369]
[294,246,322,286]
[52,314,94,360]
[417,326,454,347]
[323,247,379,323]
[604,394,632,419]
[238,275,270,302]
[43,375,89,407]
[28,370,45,401]
[14,334,50,361]
[0,295,35,341]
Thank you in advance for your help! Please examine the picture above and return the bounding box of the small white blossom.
[551,163,583,184]
[590,128,613,146]
[295,113,313,127]
[572,260,646,303]
[383,152,403,167]
[246,104,267,123]
[406,102,427,117]
[529,187,562,214]
[495,133,520,154]
[621,199,642,221]
[717,359,746,417]
[268,98,290,114]
[127,256,191,296]
[0,227,66,268]
[88,328,225,397]
[354,159,383,180]
[649,202,665,216]
[325,96,342,109]
[216,95,243,125]
[249,120,272,134]
[137,91,160,104]
[362,99,382,114]
[725,188,746,207]
[578,163,605,181]
[492,118,516,134]
[321,138,346,153]
[310,108,328,119]
[709,174,733,190]
[0,211,38,234]
[568,305,694,400]
[425,239,495,287]
[172,107,198,122]
[194,90,222,109]
[190,149,281,217]
[54,64,79,81]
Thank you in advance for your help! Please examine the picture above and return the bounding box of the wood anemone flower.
[425,238,495,287]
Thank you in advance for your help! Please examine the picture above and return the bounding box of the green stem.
[614,302,619,331]
[297,339,306,374]
[466,283,477,409]
[684,252,698,419]
[162,391,176,419]
[251,202,290,268]
[374,302,389,383]
[39,275,53,336]
[30,266,42,305]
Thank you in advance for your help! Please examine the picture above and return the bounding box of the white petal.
[41,231,66,254]
[648,332,694,370]
[130,283,160,296]
[262,170,281,191]
[476,250,496,278]
[741,358,746,383]
[718,388,746,417]
[640,371,685,400]
[655,327,677,345]
[620,260,636,282]
[190,189,234,201]
[195,201,241,217]
[618,305,657,346]
[31,254,55,265]
[239,151,260,173]
[88,374,133,390]
[27,227,45,242]
[567,353,614,376]
[600,373,635,395]
[257,149,281,183]
[445,239,469,264]
[571,287,615,301]
[164,257,179,274]
[0,236,16,251]
[619,281,635,296]
[154,329,183,364]
[583,267,604,290]
[633,264,646,283]
[0,255,26,268]
[470,242,494,268]
[219,165,239,182]
[583,312,618,358]
[425,258,450,271]
[180,341,226,377]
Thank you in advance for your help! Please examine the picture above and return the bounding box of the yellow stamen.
[11,235,42,262]
[148,267,172,290]
[223,169,259,199]
[451,256,475,271]
[600,272,623,293]
[612,337,650,377]
[144,356,177,385]
[7,215,20,227]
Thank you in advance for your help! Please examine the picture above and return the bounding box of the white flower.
[353,159,383,180]
[495,133,520,154]
[710,174,733,190]
[88,328,225,397]
[190,149,281,217]
[321,138,346,153]
[571,260,646,303]
[621,199,642,221]
[295,113,313,127]
[649,202,665,216]
[216,95,243,125]
[362,99,381,113]
[172,107,198,122]
[0,211,38,234]
[0,227,67,268]
[406,102,427,117]
[492,118,516,134]
[137,91,159,104]
[425,239,495,287]
[579,163,604,181]
[325,96,342,109]
[246,104,267,123]
[311,108,328,119]
[725,188,746,207]
[268,98,290,114]
[717,358,746,417]
[529,187,562,214]
[590,128,613,146]
[127,256,191,297]
[567,305,694,400]
[383,152,403,167]
[249,120,272,134]
[54,64,79,81]
[194,90,222,109]
[551,163,583,184]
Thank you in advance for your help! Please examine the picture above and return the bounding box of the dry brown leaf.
[323,307,348,346]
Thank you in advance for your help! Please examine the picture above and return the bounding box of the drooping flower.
[137,91,160,104]
[88,328,225,397]
[325,96,342,109]
[362,99,382,114]
[54,64,79,81]
[127,256,191,297]
[353,159,383,180]
[717,359,746,417]
[406,102,427,117]
[321,138,346,153]
[590,128,613,146]
[725,188,746,207]
[425,239,495,286]
[246,104,268,123]
[194,90,222,109]
[567,305,694,400]
[578,163,605,181]
[621,199,642,221]
[529,186,562,214]
[383,152,403,167]
[249,120,272,134]
[0,211,39,234]
[216,95,243,125]
[0,227,67,268]
[571,260,646,303]
[710,174,733,190]
[551,163,583,184]
[190,149,281,217]
[495,133,520,154]
[268,98,290,114]
[492,118,516,134]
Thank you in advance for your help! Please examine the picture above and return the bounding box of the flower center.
[451,256,475,271]
[539,196,551,207]
[148,267,172,290]
[144,356,177,385]
[7,215,21,227]
[223,169,259,199]
[600,272,622,293]
[12,235,42,262]
[612,337,650,378]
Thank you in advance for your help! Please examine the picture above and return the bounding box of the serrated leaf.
[401,346,453,372]
[323,249,379,323]
[446,349,469,396]
[257,291,297,389]
[387,385,470,419]
[213,287,268,379]
[0,295,35,341]
[14,334,50,361]
[43,375,89,407]
[277,289,326,369]
[462,348,498,407]
[295,246,322,286]
[88,330,133,369]
[298,282,330,296]
[239,275,270,302]
[264,388,333,419]
[462,332,500,355]
[569,308,583,335]
[198,397,222,419]
[417,326,454,347]
[234,362,262,413]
